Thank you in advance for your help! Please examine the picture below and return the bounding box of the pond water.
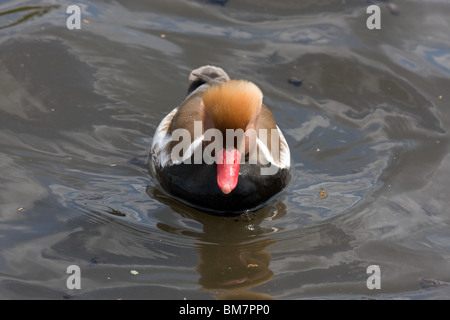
[1,0,450,299]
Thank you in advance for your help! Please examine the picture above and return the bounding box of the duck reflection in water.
[147,185,286,299]
[197,238,276,300]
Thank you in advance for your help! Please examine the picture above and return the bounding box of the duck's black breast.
[155,160,290,215]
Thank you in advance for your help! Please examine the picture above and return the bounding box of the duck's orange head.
[202,80,263,194]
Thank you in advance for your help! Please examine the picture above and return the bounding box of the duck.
[149,65,290,214]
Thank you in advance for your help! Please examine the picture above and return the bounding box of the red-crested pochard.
[150,66,290,214]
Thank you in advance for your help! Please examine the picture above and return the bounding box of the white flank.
[150,107,178,173]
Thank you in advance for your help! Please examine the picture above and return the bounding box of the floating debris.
[320,189,327,199]
[385,3,399,16]
[288,76,302,87]
[130,270,139,275]
[106,206,126,217]
[90,255,107,264]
